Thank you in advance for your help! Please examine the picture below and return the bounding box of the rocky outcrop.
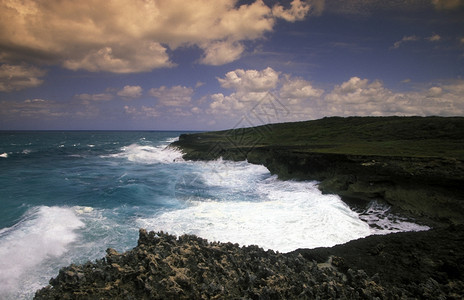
[35,227,464,299]
[245,148,464,225]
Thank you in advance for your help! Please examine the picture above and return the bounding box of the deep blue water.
[0,131,429,299]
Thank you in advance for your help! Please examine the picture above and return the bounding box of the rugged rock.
[35,228,464,299]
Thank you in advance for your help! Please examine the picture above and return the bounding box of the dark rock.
[35,227,464,299]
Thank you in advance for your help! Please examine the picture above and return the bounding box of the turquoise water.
[0,131,429,299]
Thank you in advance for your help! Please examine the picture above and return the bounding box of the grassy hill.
[175,116,464,159]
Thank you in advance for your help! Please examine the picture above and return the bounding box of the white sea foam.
[108,143,184,164]
[139,159,373,252]
[138,191,371,252]
[0,152,8,158]
[359,201,430,234]
[140,158,431,253]
[165,137,179,143]
[0,206,84,298]
[197,158,269,188]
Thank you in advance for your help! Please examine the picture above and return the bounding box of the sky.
[0,0,463,130]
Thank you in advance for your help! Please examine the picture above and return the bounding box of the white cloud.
[323,77,464,117]
[208,67,320,122]
[63,43,173,73]
[191,107,202,114]
[207,72,464,123]
[218,67,280,93]
[117,85,143,99]
[149,85,194,106]
[428,86,443,96]
[392,35,420,49]
[0,0,313,73]
[200,40,245,65]
[272,0,313,22]
[279,75,324,101]
[0,64,46,92]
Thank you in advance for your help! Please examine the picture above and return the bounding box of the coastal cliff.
[172,116,464,225]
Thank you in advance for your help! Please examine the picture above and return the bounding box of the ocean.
[0,131,429,299]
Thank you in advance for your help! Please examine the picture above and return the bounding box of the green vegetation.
[175,116,464,159]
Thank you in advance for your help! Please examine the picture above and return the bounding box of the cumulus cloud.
[0,64,46,92]
[279,75,324,102]
[272,0,313,21]
[324,77,464,117]
[218,67,280,93]
[63,43,173,74]
[149,85,194,106]
[207,68,464,126]
[0,0,314,73]
[208,67,321,121]
[117,85,143,99]
[200,40,245,66]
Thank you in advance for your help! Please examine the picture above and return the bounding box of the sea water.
[0,131,429,299]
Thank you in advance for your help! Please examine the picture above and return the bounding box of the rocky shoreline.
[35,117,464,299]
[171,117,464,225]
[35,227,464,299]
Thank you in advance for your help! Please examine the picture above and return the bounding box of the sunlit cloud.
[117,85,143,99]
[218,67,280,93]
[0,64,46,92]
[0,0,315,73]
[206,68,464,125]
[324,77,464,117]
[199,40,245,66]
[279,75,324,101]
[272,0,313,21]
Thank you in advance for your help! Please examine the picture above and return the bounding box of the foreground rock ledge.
[35,227,464,299]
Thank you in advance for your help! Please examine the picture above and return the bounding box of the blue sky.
[0,0,463,130]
